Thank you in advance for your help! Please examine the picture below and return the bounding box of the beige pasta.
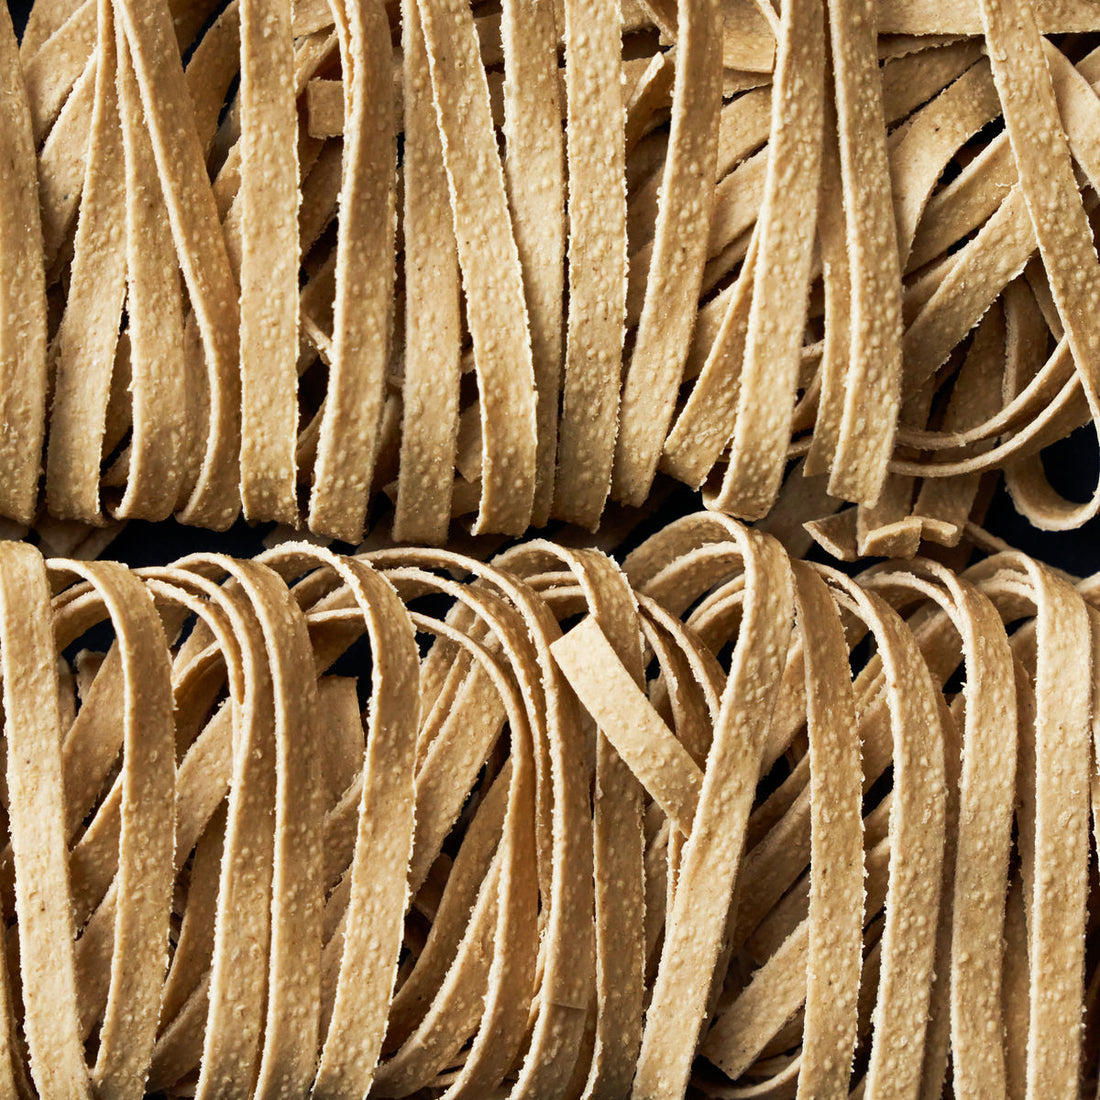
[3,0,1100,548]
[8,2,1100,1095]
[0,514,1087,1096]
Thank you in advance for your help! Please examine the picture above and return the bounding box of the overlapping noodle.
[0,2,48,527]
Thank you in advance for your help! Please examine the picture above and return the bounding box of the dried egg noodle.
[0,515,1089,1096]
[7,0,1100,545]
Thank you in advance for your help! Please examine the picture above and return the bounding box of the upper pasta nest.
[5,0,1100,550]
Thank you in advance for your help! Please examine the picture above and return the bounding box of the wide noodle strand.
[9,0,1100,545]
[0,514,1094,1097]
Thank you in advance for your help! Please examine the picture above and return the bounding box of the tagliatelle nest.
[7,1,1100,1098]
[0,513,1094,1097]
[7,0,1100,550]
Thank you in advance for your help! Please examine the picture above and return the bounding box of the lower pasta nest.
[9,0,1100,549]
[0,511,1094,1098]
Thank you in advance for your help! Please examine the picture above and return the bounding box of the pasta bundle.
[0,514,1095,1098]
[8,0,1100,548]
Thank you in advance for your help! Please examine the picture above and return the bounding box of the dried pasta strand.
[708,0,825,518]
[878,0,1100,34]
[307,0,395,542]
[113,16,186,521]
[21,0,95,144]
[0,542,90,1098]
[613,0,723,508]
[416,0,539,536]
[21,0,84,57]
[392,0,461,545]
[977,0,1100,531]
[553,615,703,836]
[53,561,176,1098]
[0,3,48,526]
[45,0,126,524]
[634,524,793,1099]
[501,0,566,529]
[299,551,419,1095]
[554,0,627,528]
[114,0,241,529]
[36,52,94,270]
[560,548,646,1098]
[660,239,759,487]
[803,99,849,483]
[791,562,863,1100]
[238,0,300,525]
[825,0,904,508]
[998,561,1090,1097]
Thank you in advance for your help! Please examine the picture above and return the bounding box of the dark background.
[9,0,1100,577]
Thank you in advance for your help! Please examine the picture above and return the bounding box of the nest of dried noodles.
[0,515,1094,1097]
[7,0,1100,552]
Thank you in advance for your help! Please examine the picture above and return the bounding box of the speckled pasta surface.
[9,0,1100,547]
[10,0,1100,1095]
[0,516,1091,1096]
